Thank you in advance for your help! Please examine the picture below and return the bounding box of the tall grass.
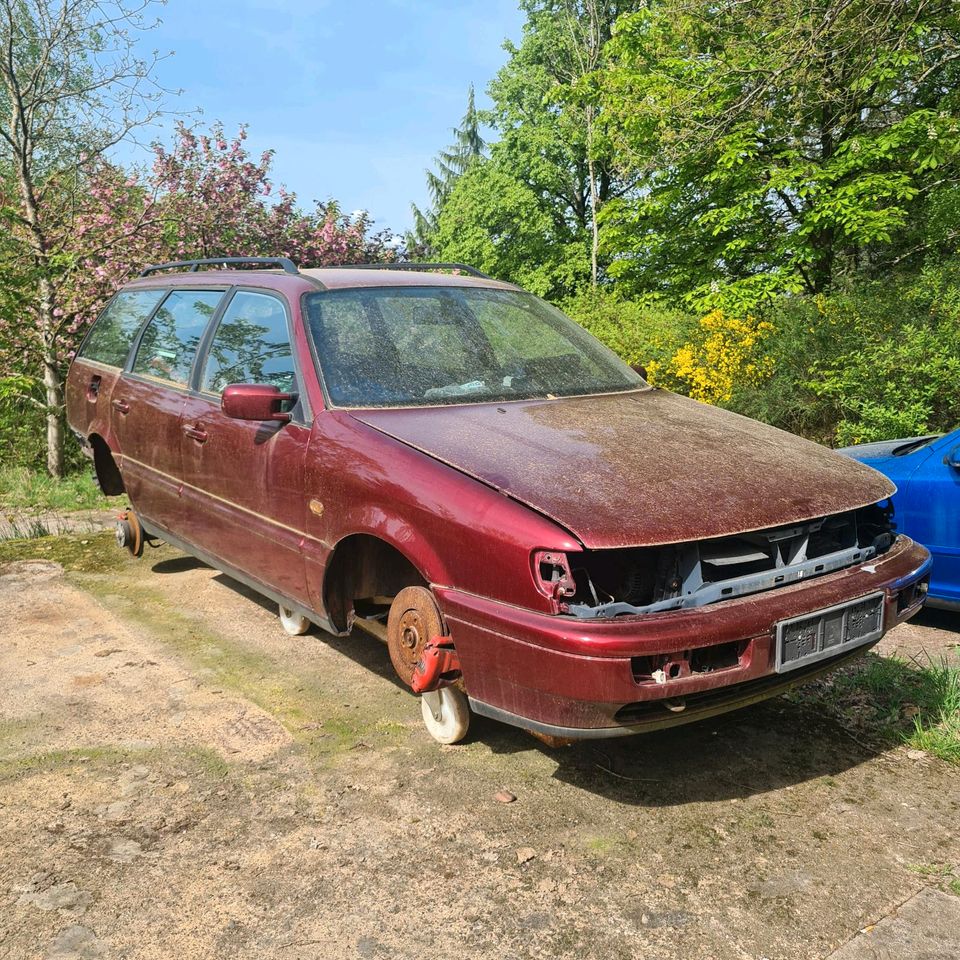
[792,653,960,765]
[0,465,105,512]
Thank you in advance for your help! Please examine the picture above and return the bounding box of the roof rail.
[313,262,494,280]
[139,257,300,277]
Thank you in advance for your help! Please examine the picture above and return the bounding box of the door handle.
[111,398,130,415]
[183,424,208,444]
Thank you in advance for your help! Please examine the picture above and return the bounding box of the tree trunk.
[43,349,65,478]
[586,108,600,288]
[38,277,65,478]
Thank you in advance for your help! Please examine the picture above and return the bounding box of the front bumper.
[436,536,931,738]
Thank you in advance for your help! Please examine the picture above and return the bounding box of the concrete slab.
[827,887,960,960]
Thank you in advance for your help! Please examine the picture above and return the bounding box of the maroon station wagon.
[66,257,932,745]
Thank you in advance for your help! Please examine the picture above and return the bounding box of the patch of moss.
[70,569,412,764]
[0,531,126,573]
[0,716,37,750]
[0,744,149,782]
[584,835,618,855]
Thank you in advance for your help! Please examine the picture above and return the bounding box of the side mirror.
[221,383,293,423]
[631,363,649,382]
[946,445,960,469]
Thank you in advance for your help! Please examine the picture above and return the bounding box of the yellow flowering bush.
[668,309,775,403]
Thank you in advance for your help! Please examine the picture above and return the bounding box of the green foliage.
[602,0,960,305]
[731,263,960,444]
[433,159,590,298]
[432,1,631,296]
[0,464,102,512]
[565,261,960,446]
[562,289,694,372]
[408,85,486,255]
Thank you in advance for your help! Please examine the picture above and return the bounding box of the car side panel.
[895,433,960,604]
[112,375,186,533]
[65,358,122,451]
[179,392,311,604]
[302,410,582,619]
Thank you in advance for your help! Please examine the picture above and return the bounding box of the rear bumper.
[436,536,931,738]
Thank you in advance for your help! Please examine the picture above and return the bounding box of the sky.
[121,0,527,236]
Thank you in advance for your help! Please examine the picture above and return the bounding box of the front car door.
[113,288,225,533]
[179,289,311,604]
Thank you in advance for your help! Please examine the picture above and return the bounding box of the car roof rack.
[313,262,494,280]
[139,257,300,277]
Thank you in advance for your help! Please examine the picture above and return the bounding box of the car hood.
[838,435,941,464]
[353,389,896,549]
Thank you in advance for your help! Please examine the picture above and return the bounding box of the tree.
[408,85,485,255]
[479,0,633,292]
[0,0,169,476]
[152,122,388,267]
[601,0,960,305]
[432,158,589,297]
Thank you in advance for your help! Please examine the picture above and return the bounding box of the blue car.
[840,428,960,610]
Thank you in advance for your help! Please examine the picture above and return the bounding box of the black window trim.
[191,285,311,426]
[123,286,231,392]
[74,288,169,370]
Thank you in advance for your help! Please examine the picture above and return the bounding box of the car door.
[897,432,960,605]
[68,289,168,445]
[179,288,310,604]
[112,288,226,534]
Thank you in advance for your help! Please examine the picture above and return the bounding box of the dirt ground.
[0,532,958,960]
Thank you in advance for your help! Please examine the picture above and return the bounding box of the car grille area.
[565,503,894,619]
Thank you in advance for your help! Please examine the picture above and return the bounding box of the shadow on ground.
[911,605,960,634]
[476,699,881,807]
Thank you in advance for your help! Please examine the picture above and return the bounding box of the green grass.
[907,662,960,764]
[791,653,960,765]
[0,465,106,512]
[908,863,960,897]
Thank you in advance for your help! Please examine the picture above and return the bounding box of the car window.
[131,290,223,386]
[304,286,643,407]
[201,292,297,394]
[78,290,166,368]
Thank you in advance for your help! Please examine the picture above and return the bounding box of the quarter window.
[79,290,166,368]
[132,290,223,386]
[201,292,297,394]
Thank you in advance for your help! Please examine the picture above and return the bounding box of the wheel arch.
[89,432,125,496]
[322,530,434,633]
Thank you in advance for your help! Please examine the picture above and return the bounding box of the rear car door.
[66,289,168,447]
[113,288,225,534]
[179,289,310,604]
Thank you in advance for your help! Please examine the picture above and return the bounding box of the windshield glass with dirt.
[303,286,644,407]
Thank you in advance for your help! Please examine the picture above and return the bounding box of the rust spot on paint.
[309,499,324,517]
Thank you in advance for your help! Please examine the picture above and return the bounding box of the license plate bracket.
[775,592,885,673]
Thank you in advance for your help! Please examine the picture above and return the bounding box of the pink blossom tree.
[1,119,394,475]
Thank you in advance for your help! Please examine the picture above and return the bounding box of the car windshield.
[892,435,942,456]
[303,285,644,407]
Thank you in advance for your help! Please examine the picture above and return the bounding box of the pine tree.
[408,85,485,256]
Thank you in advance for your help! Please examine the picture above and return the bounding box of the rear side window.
[132,290,223,386]
[79,290,166,367]
[201,292,296,394]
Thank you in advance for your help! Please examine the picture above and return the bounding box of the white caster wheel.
[420,687,470,744]
[278,604,310,636]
